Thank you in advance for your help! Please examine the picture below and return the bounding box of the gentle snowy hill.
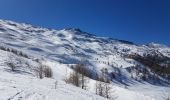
[0,19,170,100]
[0,49,107,100]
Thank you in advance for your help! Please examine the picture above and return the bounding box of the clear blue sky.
[0,0,170,46]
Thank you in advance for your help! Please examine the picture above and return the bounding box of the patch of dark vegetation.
[34,64,53,79]
[126,53,170,82]
[0,45,29,59]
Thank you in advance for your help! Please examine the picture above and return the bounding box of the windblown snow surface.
[0,19,170,100]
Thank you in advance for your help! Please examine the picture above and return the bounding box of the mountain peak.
[147,42,168,48]
[64,28,82,32]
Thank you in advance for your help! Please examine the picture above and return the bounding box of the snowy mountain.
[0,19,170,100]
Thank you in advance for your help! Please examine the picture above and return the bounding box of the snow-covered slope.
[0,49,108,100]
[0,19,170,100]
[0,19,170,63]
[0,49,169,100]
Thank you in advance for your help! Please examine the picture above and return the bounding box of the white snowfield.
[0,49,107,100]
[0,19,170,100]
[0,49,169,100]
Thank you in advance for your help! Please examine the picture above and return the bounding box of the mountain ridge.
[1,19,169,47]
[0,19,170,100]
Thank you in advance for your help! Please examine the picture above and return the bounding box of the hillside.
[0,19,170,100]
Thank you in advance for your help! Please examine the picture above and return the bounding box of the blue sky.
[0,0,170,46]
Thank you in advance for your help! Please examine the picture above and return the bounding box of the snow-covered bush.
[6,55,21,71]
[6,60,16,71]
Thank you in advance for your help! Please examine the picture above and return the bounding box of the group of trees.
[128,65,148,81]
[127,53,170,81]
[34,64,53,79]
[6,53,53,79]
[95,75,114,99]
[65,63,90,90]
[94,57,111,66]
[0,45,29,58]
[65,63,115,99]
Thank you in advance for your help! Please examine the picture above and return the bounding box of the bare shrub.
[0,45,6,51]
[67,71,81,87]
[96,76,105,97]
[44,65,53,78]
[75,64,90,90]
[65,64,89,90]
[7,61,16,71]
[166,97,170,100]
[35,64,53,79]
[6,55,18,71]
[163,92,170,100]
[95,75,116,99]
[36,64,44,79]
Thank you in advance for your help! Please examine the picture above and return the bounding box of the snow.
[0,19,170,100]
[0,50,168,100]
[0,49,106,100]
